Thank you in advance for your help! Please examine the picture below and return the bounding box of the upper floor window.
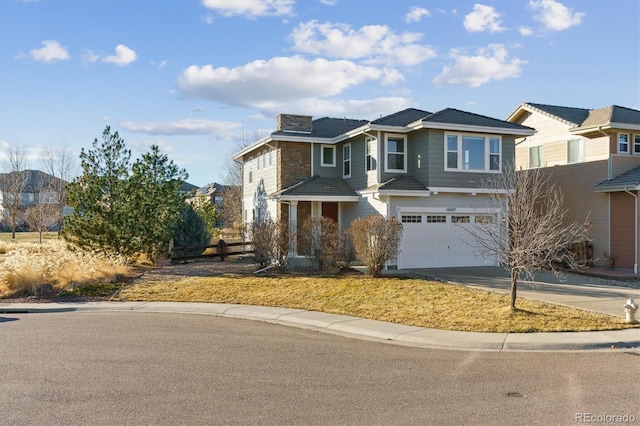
[321,145,335,167]
[529,145,544,168]
[445,134,502,172]
[567,139,584,164]
[366,137,376,171]
[619,133,629,153]
[343,143,351,178]
[634,135,640,155]
[385,134,406,172]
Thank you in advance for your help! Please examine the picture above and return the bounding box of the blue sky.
[1,0,638,187]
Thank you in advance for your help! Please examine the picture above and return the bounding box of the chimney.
[276,114,313,133]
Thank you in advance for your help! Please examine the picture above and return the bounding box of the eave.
[273,194,360,202]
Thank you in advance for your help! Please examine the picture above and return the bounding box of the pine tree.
[63,127,133,256]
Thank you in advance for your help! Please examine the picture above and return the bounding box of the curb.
[1,302,639,352]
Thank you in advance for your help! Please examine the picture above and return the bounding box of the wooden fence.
[171,240,253,264]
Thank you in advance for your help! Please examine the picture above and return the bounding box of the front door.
[321,202,338,223]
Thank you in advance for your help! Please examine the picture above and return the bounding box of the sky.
[1,0,639,187]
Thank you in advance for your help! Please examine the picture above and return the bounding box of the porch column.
[289,201,298,256]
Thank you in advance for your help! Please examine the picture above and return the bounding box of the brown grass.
[116,274,638,333]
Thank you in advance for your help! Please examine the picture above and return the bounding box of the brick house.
[233,108,534,269]
[507,103,640,272]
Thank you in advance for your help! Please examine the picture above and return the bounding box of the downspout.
[623,188,638,274]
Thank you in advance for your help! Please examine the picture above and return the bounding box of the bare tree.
[349,214,403,277]
[23,202,57,244]
[468,164,590,310]
[1,147,29,239]
[300,216,338,271]
[40,146,77,237]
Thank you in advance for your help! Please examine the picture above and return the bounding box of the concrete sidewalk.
[1,301,638,352]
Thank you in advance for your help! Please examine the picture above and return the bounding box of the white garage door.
[398,213,498,269]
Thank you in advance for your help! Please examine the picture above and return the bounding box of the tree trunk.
[510,268,518,310]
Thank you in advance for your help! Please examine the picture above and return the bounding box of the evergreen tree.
[129,145,187,261]
[63,127,133,256]
[173,204,211,256]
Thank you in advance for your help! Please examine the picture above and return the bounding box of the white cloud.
[464,4,505,33]
[121,119,243,137]
[81,48,100,64]
[27,40,70,62]
[129,139,175,154]
[319,0,337,5]
[433,44,525,88]
[529,0,584,31]
[102,44,137,66]
[405,6,430,23]
[290,21,436,66]
[519,27,534,36]
[202,13,214,24]
[201,0,294,18]
[177,56,391,107]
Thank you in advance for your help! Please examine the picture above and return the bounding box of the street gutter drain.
[506,392,523,398]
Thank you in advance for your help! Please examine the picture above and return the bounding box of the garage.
[397,211,499,269]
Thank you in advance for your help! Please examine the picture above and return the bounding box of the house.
[197,182,229,207]
[507,102,640,272]
[0,169,69,228]
[233,108,534,269]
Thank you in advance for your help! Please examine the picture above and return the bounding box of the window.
[269,149,273,166]
[529,146,544,168]
[366,137,376,171]
[321,145,335,167]
[343,144,351,178]
[567,139,584,164]
[262,150,267,168]
[634,135,640,155]
[451,215,470,223]
[385,134,406,172]
[475,215,494,224]
[401,215,422,223]
[426,215,446,223]
[445,134,502,172]
[619,133,629,153]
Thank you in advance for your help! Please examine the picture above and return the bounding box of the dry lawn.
[117,272,638,333]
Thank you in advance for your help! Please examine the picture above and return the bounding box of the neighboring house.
[233,108,534,269]
[0,169,70,226]
[507,102,640,271]
[197,182,229,207]
[180,181,199,195]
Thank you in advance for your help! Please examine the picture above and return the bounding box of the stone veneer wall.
[277,114,312,133]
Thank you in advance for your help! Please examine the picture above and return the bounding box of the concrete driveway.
[394,266,640,318]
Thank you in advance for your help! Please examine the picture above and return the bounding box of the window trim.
[634,134,640,155]
[619,133,630,154]
[321,144,336,167]
[343,143,351,178]
[384,133,407,173]
[366,136,376,172]
[567,138,584,164]
[444,133,502,173]
[529,145,544,168]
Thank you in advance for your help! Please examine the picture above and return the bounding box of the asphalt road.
[1,312,638,425]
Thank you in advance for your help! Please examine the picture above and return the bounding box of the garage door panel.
[399,215,497,269]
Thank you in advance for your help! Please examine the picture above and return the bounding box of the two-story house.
[507,103,640,272]
[233,108,534,269]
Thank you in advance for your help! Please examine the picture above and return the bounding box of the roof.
[271,176,359,201]
[197,182,227,196]
[510,102,640,130]
[371,108,432,126]
[594,166,640,192]
[0,170,66,192]
[180,182,199,193]
[365,175,428,193]
[272,117,369,139]
[423,108,534,132]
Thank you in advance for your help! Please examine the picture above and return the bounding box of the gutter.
[624,187,639,274]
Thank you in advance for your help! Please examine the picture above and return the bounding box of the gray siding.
[312,143,340,178]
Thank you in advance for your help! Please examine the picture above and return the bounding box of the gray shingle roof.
[366,175,428,192]
[526,103,591,126]
[0,170,66,192]
[272,117,368,139]
[424,108,534,131]
[371,108,432,126]
[274,176,358,198]
[594,166,640,191]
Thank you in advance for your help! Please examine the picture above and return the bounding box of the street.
[1,312,638,425]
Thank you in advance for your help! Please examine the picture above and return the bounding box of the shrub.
[248,219,294,270]
[349,214,403,277]
[335,228,356,271]
[172,205,211,257]
[300,216,338,271]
